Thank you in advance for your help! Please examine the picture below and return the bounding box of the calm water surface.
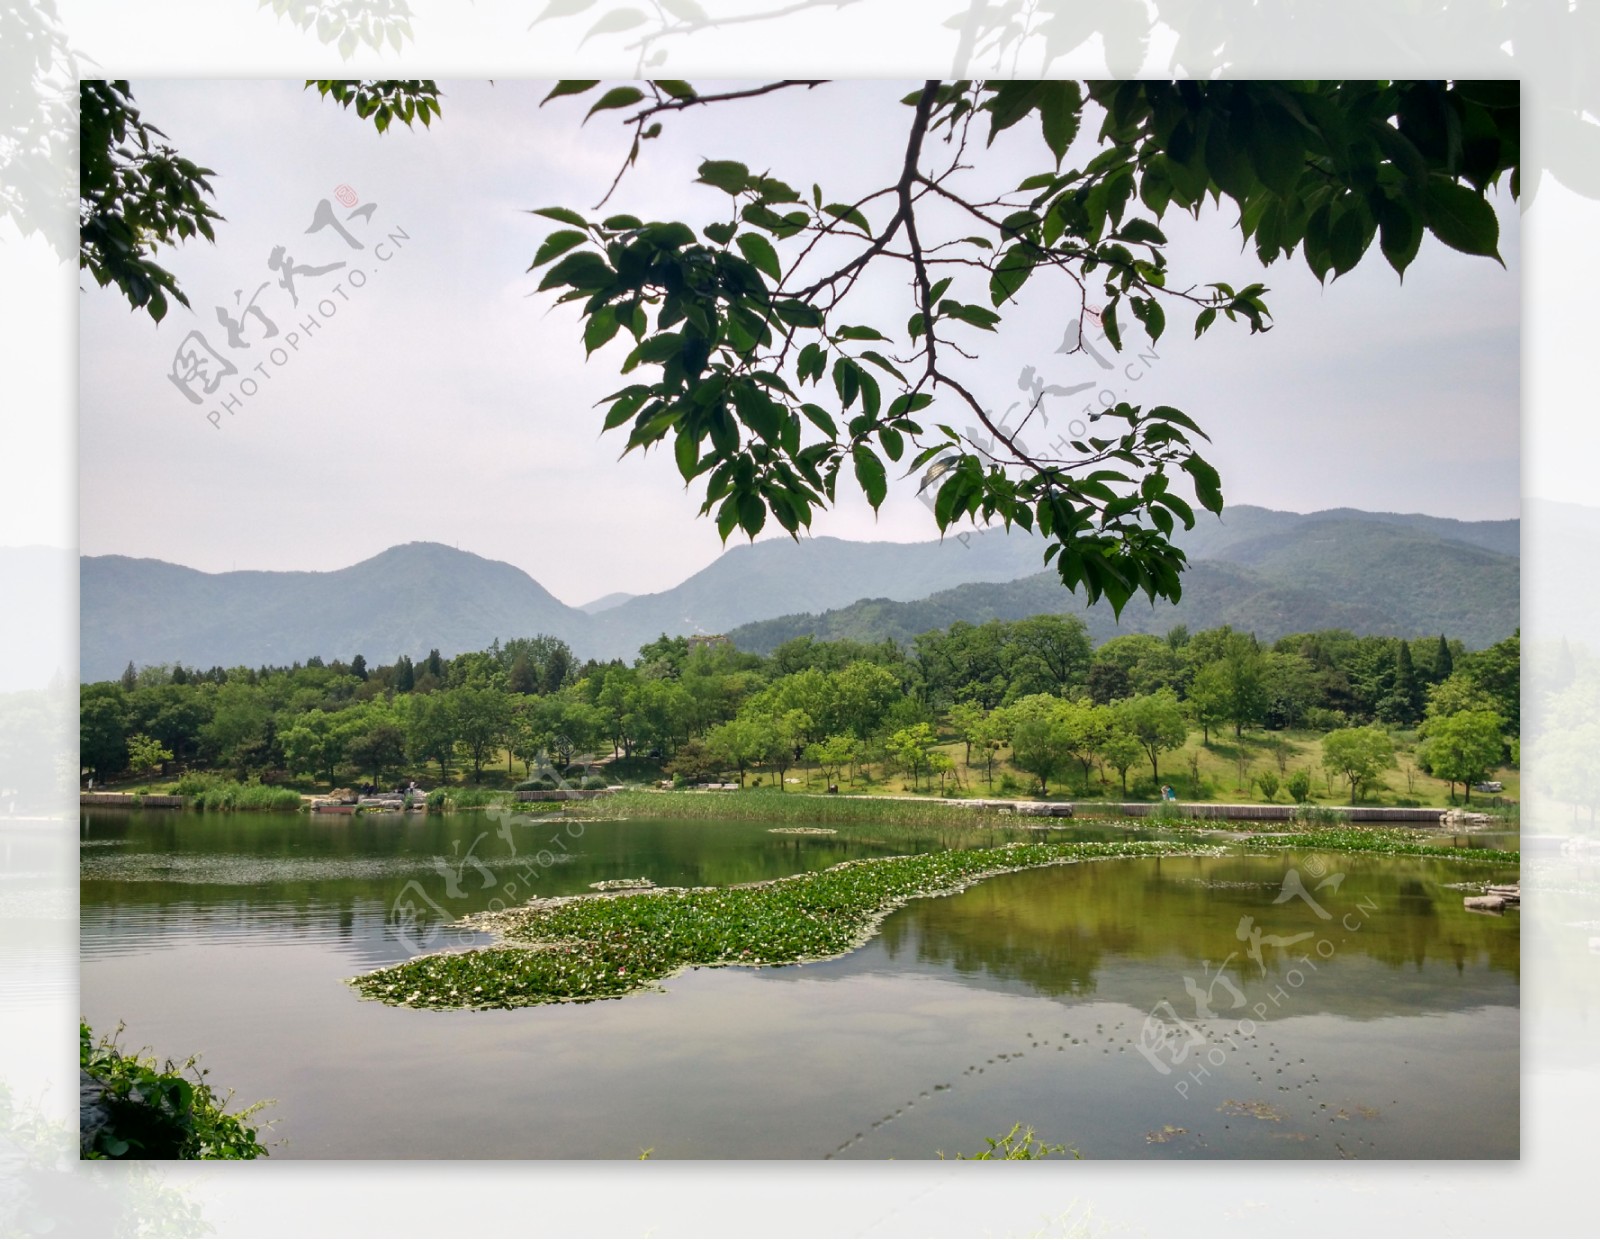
[80,809,1519,1159]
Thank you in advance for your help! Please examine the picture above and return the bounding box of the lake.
[80,808,1520,1159]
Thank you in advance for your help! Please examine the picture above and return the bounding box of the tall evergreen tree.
[120,660,137,692]
[394,655,415,693]
[1394,640,1421,724]
[1435,633,1454,681]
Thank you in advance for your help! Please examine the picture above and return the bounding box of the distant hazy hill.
[79,506,1521,680]
[581,532,1049,657]
[577,592,636,615]
[728,518,1520,652]
[81,543,589,681]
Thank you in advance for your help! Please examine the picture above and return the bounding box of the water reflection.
[79,811,1519,1159]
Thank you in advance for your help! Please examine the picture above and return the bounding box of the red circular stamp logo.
[335,184,359,208]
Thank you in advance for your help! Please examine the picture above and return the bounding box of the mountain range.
[77,505,1520,682]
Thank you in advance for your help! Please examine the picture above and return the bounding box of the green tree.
[80,684,130,781]
[1434,633,1455,682]
[1115,690,1188,784]
[886,722,938,792]
[1004,695,1075,796]
[1320,726,1395,803]
[805,733,859,788]
[946,700,988,771]
[280,711,347,783]
[707,715,775,788]
[1256,769,1281,803]
[1099,725,1144,797]
[125,732,172,779]
[1286,769,1313,804]
[1419,710,1505,804]
[406,692,458,780]
[1185,661,1228,745]
[1424,672,1498,722]
[827,660,901,738]
[347,720,408,784]
[1005,616,1092,699]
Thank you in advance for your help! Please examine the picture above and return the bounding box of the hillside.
[728,520,1519,653]
[79,506,1521,680]
[80,543,589,681]
[581,532,1050,657]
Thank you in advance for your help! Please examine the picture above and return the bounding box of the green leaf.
[800,402,838,438]
[860,350,907,382]
[1422,176,1501,260]
[939,301,1001,331]
[584,307,621,354]
[835,325,887,341]
[703,220,737,245]
[656,79,697,100]
[1377,196,1423,277]
[537,251,612,292]
[584,86,645,122]
[529,206,589,228]
[531,229,588,267]
[1114,217,1166,246]
[541,79,600,104]
[773,299,824,328]
[737,492,766,537]
[989,245,1035,307]
[1246,101,1310,196]
[735,233,782,281]
[1038,80,1083,167]
[852,444,887,511]
[832,357,861,409]
[984,81,1046,144]
[1181,455,1225,513]
[673,432,700,482]
[697,159,751,195]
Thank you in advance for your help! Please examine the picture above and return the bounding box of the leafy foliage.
[353,824,1514,1011]
[940,1122,1077,1160]
[78,81,223,323]
[354,838,1220,1008]
[307,78,441,132]
[79,1022,269,1160]
[528,79,1516,613]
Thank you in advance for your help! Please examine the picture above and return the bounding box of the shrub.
[79,1022,269,1160]
[514,776,559,792]
[1290,803,1348,828]
[178,775,302,812]
[1256,771,1281,802]
[1286,770,1313,804]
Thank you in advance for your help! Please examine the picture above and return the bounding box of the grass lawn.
[98,728,1517,813]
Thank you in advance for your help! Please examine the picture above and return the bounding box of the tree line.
[79,619,1518,800]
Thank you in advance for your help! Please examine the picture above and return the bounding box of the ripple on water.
[79,853,573,884]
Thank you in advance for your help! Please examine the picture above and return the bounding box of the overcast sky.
[78,79,1520,607]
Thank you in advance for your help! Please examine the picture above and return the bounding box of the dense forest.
[80,614,1520,806]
